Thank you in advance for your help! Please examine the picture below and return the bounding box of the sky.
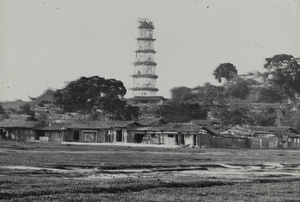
[0,0,300,101]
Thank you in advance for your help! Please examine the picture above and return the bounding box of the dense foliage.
[218,107,250,126]
[19,104,35,116]
[250,107,277,126]
[54,76,139,120]
[170,83,225,104]
[215,106,277,126]
[225,79,250,99]
[0,105,5,114]
[193,83,225,104]
[213,63,238,83]
[157,101,207,123]
[264,54,300,98]
[170,86,192,102]
[257,87,284,103]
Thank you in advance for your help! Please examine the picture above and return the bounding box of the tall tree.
[264,54,300,97]
[170,86,192,102]
[54,76,139,120]
[213,63,238,83]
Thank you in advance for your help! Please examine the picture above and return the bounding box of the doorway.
[74,131,80,141]
[35,131,45,141]
[116,130,122,142]
[175,135,179,145]
[134,133,145,143]
[193,135,197,146]
[180,134,185,145]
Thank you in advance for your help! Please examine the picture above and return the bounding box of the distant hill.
[0,100,34,113]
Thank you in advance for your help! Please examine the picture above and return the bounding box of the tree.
[225,79,250,99]
[213,63,238,83]
[257,87,284,103]
[250,107,277,126]
[122,105,140,120]
[54,76,139,120]
[219,107,250,126]
[19,104,35,116]
[170,86,192,102]
[193,83,225,104]
[264,54,300,97]
[0,105,5,114]
[157,101,207,123]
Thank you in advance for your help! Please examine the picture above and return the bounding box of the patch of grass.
[1,141,300,201]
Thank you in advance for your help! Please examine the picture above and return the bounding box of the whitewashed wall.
[134,65,156,75]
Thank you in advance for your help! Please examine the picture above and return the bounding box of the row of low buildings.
[0,116,300,149]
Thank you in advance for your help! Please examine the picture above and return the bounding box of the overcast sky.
[0,0,300,101]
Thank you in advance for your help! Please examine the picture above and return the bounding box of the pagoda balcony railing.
[135,49,156,53]
[134,61,157,66]
[137,38,156,41]
[130,87,159,91]
[132,74,158,79]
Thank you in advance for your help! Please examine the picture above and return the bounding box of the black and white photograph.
[0,0,300,201]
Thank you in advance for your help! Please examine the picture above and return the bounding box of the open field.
[1,141,300,201]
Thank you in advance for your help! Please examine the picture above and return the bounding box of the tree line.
[168,54,300,125]
[1,54,298,125]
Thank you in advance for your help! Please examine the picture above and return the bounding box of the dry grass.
[1,141,300,201]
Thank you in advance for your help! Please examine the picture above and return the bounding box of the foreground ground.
[0,141,300,201]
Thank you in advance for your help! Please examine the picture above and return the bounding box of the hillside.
[0,100,34,113]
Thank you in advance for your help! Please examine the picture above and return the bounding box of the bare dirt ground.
[0,141,300,201]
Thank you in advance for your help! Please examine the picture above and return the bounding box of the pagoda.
[130,19,165,105]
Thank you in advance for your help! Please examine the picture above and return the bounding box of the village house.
[1,115,299,149]
[0,117,202,147]
[202,126,247,148]
[65,120,139,143]
[128,122,200,146]
[230,125,300,149]
[0,116,41,142]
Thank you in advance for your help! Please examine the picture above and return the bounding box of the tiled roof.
[190,119,220,126]
[36,122,70,131]
[203,126,231,135]
[67,120,135,129]
[141,123,200,132]
[135,118,167,126]
[234,126,299,134]
[139,21,154,29]
[0,118,41,128]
